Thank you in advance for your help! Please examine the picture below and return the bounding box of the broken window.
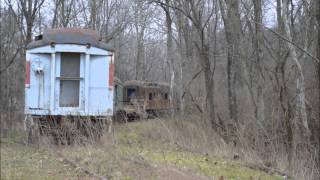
[59,53,80,107]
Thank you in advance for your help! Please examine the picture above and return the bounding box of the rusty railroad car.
[114,80,170,121]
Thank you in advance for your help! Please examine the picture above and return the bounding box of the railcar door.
[59,53,81,107]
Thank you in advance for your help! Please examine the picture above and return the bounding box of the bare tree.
[51,0,75,28]
[158,0,176,114]
[282,0,310,140]
[17,0,45,43]
[132,0,151,80]
[0,5,24,136]
[219,0,240,123]
[152,0,220,131]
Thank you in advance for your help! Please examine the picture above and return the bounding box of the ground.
[1,120,283,180]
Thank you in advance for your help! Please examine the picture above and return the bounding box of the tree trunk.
[133,1,147,81]
[316,0,320,166]
[173,4,192,113]
[252,0,265,136]
[26,21,33,44]
[282,0,309,134]
[201,48,215,128]
[275,0,295,166]
[281,0,310,167]
[220,0,240,123]
[163,0,176,115]
[51,0,59,28]
[135,33,145,80]
[89,0,97,30]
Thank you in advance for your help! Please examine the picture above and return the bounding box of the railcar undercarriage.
[24,115,112,145]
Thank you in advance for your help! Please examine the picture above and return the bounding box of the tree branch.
[259,22,320,63]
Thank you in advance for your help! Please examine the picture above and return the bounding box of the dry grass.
[114,114,318,180]
[1,116,285,180]
[0,132,86,180]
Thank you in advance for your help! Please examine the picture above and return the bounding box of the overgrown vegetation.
[1,118,284,180]
[1,0,320,179]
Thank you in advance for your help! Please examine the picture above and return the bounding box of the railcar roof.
[26,28,113,51]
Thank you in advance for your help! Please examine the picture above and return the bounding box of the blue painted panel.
[28,45,110,55]
[27,46,52,53]
[25,53,51,110]
[89,55,113,115]
[79,54,85,107]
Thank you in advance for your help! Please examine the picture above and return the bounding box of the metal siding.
[27,46,51,53]
[80,54,85,109]
[54,53,61,112]
[89,55,113,115]
[50,51,56,112]
[25,53,51,111]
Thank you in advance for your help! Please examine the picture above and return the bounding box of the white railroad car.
[24,28,114,142]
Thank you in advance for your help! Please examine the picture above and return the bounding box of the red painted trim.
[25,61,30,87]
[109,62,114,88]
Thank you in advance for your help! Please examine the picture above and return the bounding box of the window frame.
[58,52,82,108]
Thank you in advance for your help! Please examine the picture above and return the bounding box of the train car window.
[164,93,168,100]
[60,53,80,77]
[128,88,136,97]
[127,88,136,101]
[59,53,80,107]
[149,93,153,100]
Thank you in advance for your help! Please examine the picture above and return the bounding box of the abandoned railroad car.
[114,80,170,121]
[24,28,114,141]
[25,28,114,116]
